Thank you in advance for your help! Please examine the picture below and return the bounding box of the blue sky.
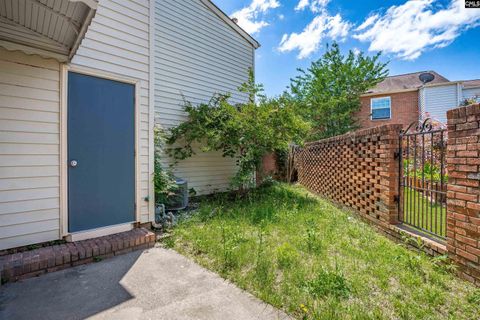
[218,0,480,97]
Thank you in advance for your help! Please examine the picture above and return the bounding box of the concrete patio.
[0,246,288,320]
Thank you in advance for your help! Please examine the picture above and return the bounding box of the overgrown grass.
[403,188,446,238]
[165,183,479,319]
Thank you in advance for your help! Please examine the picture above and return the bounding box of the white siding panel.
[0,47,60,250]
[154,0,254,195]
[71,0,152,223]
[0,177,59,191]
[423,84,458,123]
[0,209,59,226]
[0,198,59,215]
[0,166,59,179]
[0,230,59,251]
[463,87,480,101]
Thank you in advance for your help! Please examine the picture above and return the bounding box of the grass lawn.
[164,183,480,319]
[402,188,446,238]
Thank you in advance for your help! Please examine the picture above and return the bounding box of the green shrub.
[403,160,448,183]
[166,69,309,189]
[153,127,179,206]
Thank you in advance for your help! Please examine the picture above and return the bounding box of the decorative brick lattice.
[295,124,402,227]
[446,103,480,286]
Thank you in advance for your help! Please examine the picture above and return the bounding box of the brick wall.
[446,103,480,286]
[256,153,279,185]
[261,153,278,176]
[295,124,402,227]
[357,91,419,129]
[294,110,480,286]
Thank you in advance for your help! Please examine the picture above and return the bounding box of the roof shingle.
[366,71,449,95]
[462,79,480,88]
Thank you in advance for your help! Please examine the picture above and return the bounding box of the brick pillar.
[379,124,402,226]
[446,103,480,286]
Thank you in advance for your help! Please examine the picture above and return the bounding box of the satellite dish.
[419,72,435,84]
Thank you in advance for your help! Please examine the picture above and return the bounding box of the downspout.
[456,82,463,106]
[68,5,97,60]
[149,0,159,229]
[419,86,425,120]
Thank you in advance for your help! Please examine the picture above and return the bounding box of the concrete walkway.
[0,247,289,320]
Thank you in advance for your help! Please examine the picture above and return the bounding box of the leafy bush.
[166,69,310,189]
[460,95,479,106]
[153,127,179,206]
[403,160,448,183]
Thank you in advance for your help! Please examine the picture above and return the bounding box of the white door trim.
[65,222,134,242]
[148,0,156,223]
[59,64,141,238]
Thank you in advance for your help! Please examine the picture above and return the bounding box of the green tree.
[290,43,388,140]
[167,70,310,188]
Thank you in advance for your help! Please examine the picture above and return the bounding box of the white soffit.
[0,0,97,62]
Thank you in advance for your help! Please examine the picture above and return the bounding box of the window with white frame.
[371,97,391,120]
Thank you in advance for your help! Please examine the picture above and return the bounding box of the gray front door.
[68,72,135,233]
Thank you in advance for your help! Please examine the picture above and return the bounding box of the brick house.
[357,71,480,129]
[356,71,449,129]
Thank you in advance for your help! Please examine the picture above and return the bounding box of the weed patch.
[305,268,351,299]
[170,183,480,319]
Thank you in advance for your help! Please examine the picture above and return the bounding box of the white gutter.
[68,7,97,60]
[423,81,463,88]
[456,83,463,106]
[360,88,418,97]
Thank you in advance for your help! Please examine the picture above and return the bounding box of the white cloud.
[327,13,350,39]
[278,12,351,59]
[295,0,330,13]
[295,0,309,11]
[278,14,285,20]
[355,14,379,31]
[231,0,280,34]
[354,0,480,60]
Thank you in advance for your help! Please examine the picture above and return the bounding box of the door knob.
[70,160,78,167]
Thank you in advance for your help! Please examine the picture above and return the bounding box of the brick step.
[0,228,156,284]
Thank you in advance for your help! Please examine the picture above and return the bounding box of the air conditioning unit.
[166,177,189,211]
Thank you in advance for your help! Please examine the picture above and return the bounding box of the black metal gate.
[398,119,447,239]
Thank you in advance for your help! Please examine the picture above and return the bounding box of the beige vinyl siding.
[71,0,153,223]
[154,0,254,195]
[0,47,60,250]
